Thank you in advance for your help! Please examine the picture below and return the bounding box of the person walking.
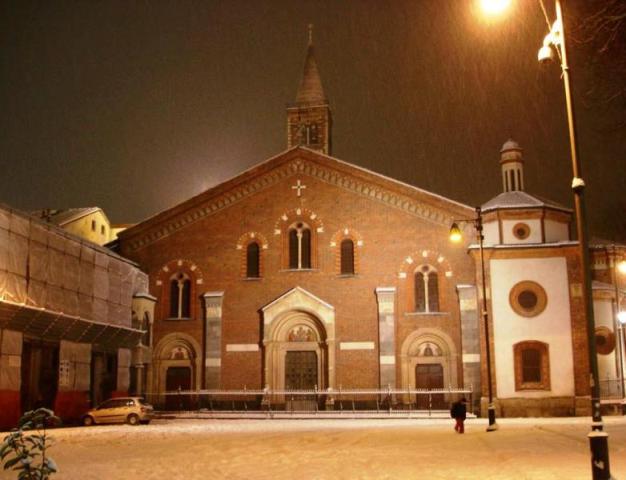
[450,397,467,434]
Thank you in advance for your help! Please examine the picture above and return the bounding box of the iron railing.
[599,378,624,400]
[144,386,474,417]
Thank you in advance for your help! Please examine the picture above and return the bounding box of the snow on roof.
[481,191,571,213]
[30,207,104,226]
[120,146,474,241]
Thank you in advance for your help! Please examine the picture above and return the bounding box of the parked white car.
[82,397,153,426]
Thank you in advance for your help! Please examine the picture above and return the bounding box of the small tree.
[0,408,60,479]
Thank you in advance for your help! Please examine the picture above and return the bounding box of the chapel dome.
[500,139,522,153]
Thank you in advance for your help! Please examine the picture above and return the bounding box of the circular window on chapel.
[512,223,531,240]
[595,327,616,355]
[509,281,548,317]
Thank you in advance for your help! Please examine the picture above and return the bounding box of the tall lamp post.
[479,0,612,476]
[450,207,498,431]
[613,253,626,403]
[537,2,611,477]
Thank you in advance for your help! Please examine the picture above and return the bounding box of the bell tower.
[500,139,525,192]
[287,25,332,155]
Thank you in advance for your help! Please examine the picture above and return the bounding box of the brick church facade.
[117,32,480,407]
[115,31,625,417]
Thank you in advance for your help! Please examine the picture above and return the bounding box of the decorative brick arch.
[397,249,453,279]
[273,208,324,269]
[153,259,204,321]
[236,232,269,278]
[329,227,364,275]
[236,231,269,250]
[397,250,453,313]
[273,207,324,233]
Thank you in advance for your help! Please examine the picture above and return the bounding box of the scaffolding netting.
[0,205,148,330]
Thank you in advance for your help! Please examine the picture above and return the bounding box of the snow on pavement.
[2,417,625,479]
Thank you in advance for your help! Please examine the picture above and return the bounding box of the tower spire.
[295,24,326,105]
[286,25,332,155]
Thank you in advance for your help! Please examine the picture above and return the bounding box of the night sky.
[1,1,624,239]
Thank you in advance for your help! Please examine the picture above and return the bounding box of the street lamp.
[450,206,498,432]
[613,253,626,402]
[479,0,612,475]
[536,2,611,478]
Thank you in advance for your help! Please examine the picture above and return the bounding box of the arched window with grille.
[514,341,550,390]
[169,273,191,319]
[288,222,311,269]
[414,265,439,312]
[246,242,260,278]
[340,239,354,275]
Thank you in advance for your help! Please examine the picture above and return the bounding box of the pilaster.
[203,291,225,389]
[375,287,396,388]
[457,284,481,413]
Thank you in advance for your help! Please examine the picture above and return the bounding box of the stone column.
[0,329,22,429]
[117,348,131,394]
[131,293,156,398]
[457,285,481,413]
[203,291,224,389]
[375,287,396,388]
[55,340,91,423]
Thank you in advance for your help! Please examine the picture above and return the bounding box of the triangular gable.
[262,286,335,314]
[119,146,474,252]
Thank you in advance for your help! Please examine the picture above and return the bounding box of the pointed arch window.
[340,239,355,275]
[169,273,191,319]
[246,242,260,278]
[288,222,311,269]
[415,265,439,312]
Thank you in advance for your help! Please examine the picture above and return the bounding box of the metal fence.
[599,378,624,399]
[144,386,474,418]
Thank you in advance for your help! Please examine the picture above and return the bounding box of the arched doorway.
[262,287,336,393]
[400,328,459,409]
[151,333,202,409]
[267,311,327,391]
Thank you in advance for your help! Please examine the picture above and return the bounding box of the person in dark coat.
[450,397,467,434]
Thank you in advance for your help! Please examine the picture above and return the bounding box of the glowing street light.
[479,0,512,17]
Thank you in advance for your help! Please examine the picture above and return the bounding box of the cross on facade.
[292,179,307,197]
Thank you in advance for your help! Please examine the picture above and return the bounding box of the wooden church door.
[285,351,317,411]
[415,363,444,409]
[166,366,191,410]
[285,351,317,390]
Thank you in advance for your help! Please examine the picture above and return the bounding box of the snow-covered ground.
[3,417,626,479]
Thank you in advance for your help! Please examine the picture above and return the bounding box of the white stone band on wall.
[462,353,480,363]
[226,344,260,352]
[379,355,396,365]
[340,342,375,350]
